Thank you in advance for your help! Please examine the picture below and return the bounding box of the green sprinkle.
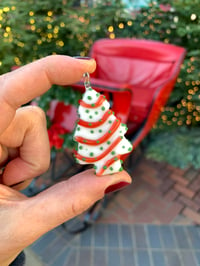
[111,151,116,155]
[107,141,111,144]
[101,106,105,111]
[108,111,111,114]
[89,115,93,119]
[96,140,100,144]
[120,159,123,163]
[89,152,94,156]
[122,145,125,149]
[100,146,104,150]
[109,167,113,171]
[79,145,83,150]
[88,123,92,126]
[91,103,95,107]
[95,111,99,115]
[89,88,92,91]
[99,119,102,122]
[128,147,132,151]
[109,120,112,124]
[103,165,107,170]
[108,130,112,134]
[94,165,97,169]
[99,129,102,133]
[87,96,92,100]
[114,157,118,161]
[90,130,94,134]
[119,167,123,172]
[85,109,90,113]
[96,93,100,97]
[83,139,87,143]
[82,157,86,161]
[77,127,81,131]
[103,95,106,99]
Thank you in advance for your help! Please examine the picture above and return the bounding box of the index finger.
[0,55,96,134]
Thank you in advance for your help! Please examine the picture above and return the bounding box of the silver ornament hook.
[83,72,91,90]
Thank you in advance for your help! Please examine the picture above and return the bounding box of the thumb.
[21,169,132,243]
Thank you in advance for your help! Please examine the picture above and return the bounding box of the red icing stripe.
[78,110,112,128]
[79,95,105,108]
[74,118,121,145]
[74,136,122,163]
[96,155,121,176]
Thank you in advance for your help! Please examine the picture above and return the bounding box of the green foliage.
[0,0,199,153]
[146,127,200,169]
[127,0,200,129]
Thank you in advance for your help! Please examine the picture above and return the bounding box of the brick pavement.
[98,157,200,225]
[24,154,200,265]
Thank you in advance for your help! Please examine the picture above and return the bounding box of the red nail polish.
[104,182,130,194]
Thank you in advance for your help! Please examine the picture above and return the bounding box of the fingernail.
[10,181,24,187]
[74,56,93,60]
[104,182,130,194]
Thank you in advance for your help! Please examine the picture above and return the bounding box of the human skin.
[0,55,131,265]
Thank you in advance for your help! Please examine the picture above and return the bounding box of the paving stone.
[66,249,79,266]
[174,184,195,199]
[40,236,69,263]
[152,251,166,266]
[93,249,107,266]
[164,189,179,202]
[159,178,175,194]
[184,168,198,182]
[120,224,134,248]
[154,202,183,224]
[165,251,182,266]
[195,251,200,265]
[122,249,135,266]
[31,230,59,257]
[157,168,172,180]
[159,225,176,249]
[78,248,92,266]
[49,246,71,266]
[141,171,161,187]
[170,173,189,186]
[134,224,148,249]
[189,176,200,192]
[137,250,151,266]
[180,251,198,266]
[93,223,106,247]
[147,225,162,249]
[186,226,200,249]
[183,208,200,225]
[177,195,199,211]
[172,225,191,249]
[107,224,120,248]
[80,227,93,247]
[108,249,121,266]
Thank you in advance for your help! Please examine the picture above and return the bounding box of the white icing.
[74,86,133,175]
[78,99,110,122]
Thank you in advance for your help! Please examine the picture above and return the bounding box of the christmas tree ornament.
[74,72,133,176]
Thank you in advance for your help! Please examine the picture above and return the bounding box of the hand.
[0,55,132,266]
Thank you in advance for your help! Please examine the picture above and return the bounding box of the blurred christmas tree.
[0,0,199,131]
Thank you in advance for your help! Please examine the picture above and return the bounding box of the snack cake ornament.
[74,73,133,176]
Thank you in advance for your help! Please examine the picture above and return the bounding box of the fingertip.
[74,57,96,74]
